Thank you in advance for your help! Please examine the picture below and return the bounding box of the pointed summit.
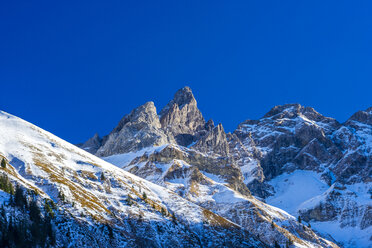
[159,86,196,116]
[113,101,161,133]
[263,103,339,127]
[159,86,206,146]
[346,106,372,125]
[96,101,173,156]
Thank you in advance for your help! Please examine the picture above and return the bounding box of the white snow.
[103,145,168,168]
[201,171,226,184]
[212,186,248,204]
[310,220,372,248]
[266,170,329,215]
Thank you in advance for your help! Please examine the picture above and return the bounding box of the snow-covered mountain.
[234,104,371,247]
[0,111,269,247]
[78,86,372,247]
[0,86,367,247]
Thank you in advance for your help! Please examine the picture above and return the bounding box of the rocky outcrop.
[234,104,343,190]
[333,107,372,184]
[346,107,372,126]
[128,144,250,196]
[192,123,230,157]
[159,86,206,146]
[299,182,371,232]
[233,104,372,188]
[226,133,264,185]
[96,102,173,156]
[79,133,102,154]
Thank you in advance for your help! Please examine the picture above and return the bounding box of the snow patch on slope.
[103,145,168,168]
[266,170,329,215]
[310,221,372,248]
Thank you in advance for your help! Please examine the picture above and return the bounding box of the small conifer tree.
[58,190,65,202]
[172,213,177,224]
[274,241,281,248]
[1,158,6,168]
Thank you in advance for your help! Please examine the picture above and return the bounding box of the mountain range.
[0,86,370,247]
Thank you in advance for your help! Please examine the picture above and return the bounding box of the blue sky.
[1,1,371,143]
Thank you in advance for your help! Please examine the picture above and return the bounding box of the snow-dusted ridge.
[0,111,267,247]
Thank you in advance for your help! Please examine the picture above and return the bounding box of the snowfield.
[266,170,329,215]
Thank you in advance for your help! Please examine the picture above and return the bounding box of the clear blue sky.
[1,1,371,144]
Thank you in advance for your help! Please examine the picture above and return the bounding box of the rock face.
[95,102,173,157]
[234,103,371,188]
[192,123,230,157]
[159,86,206,146]
[235,104,342,182]
[332,107,372,184]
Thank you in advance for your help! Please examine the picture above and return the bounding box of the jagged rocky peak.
[346,106,372,125]
[234,104,345,192]
[95,101,173,157]
[159,86,196,115]
[204,119,215,132]
[192,123,229,157]
[80,133,102,154]
[115,101,161,131]
[159,86,206,146]
[333,106,372,184]
[264,103,320,117]
[263,103,339,127]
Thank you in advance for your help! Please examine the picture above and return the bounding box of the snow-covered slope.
[265,171,371,247]
[0,111,268,247]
